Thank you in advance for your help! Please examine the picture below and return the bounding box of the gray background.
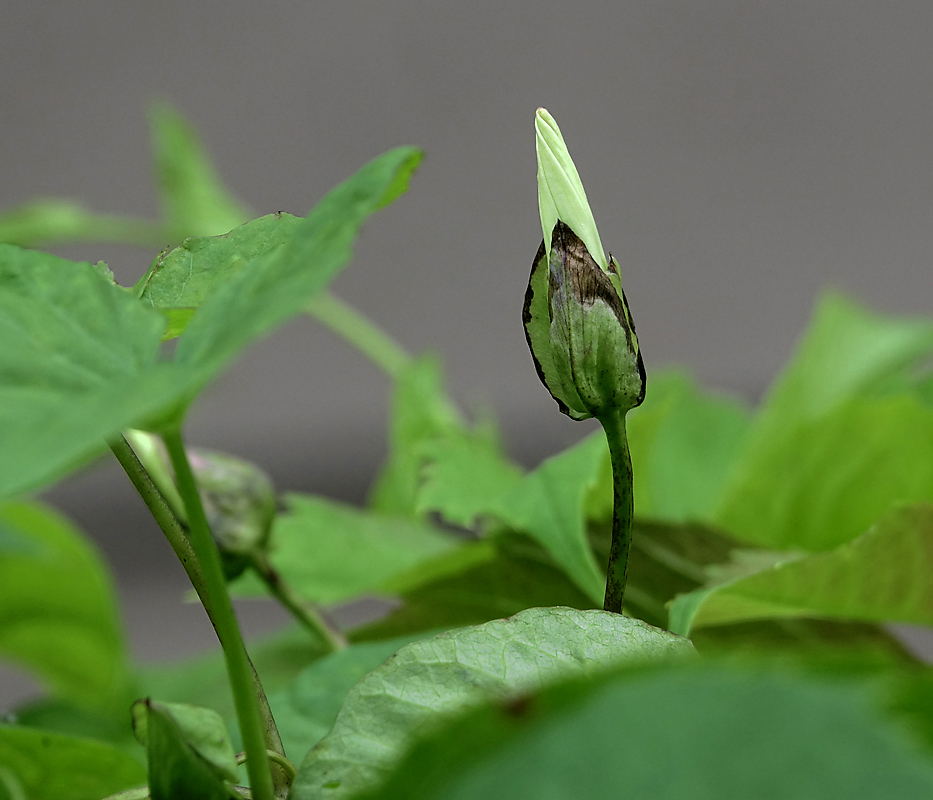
[2,1,933,706]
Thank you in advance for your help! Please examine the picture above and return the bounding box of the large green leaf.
[670,504,933,636]
[0,246,192,497]
[149,102,249,239]
[269,634,428,762]
[229,494,459,605]
[135,213,303,340]
[364,664,933,800]
[174,146,422,382]
[0,725,146,800]
[0,501,131,713]
[713,394,933,551]
[292,607,692,799]
[496,433,607,603]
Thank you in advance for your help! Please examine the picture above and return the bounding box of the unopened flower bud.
[524,109,645,421]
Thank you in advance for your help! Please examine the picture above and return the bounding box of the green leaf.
[132,699,238,784]
[135,213,303,340]
[368,355,466,515]
[415,435,524,528]
[174,146,422,384]
[497,433,607,603]
[714,394,933,551]
[351,537,595,642]
[269,634,428,762]
[137,699,235,800]
[0,501,131,713]
[0,148,421,499]
[364,663,933,800]
[631,371,751,522]
[671,504,933,636]
[0,725,146,800]
[139,625,326,727]
[149,101,249,238]
[229,494,459,605]
[291,607,692,799]
[754,292,933,435]
[0,245,196,498]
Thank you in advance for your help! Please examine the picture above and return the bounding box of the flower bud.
[524,109,645,421]
[187,449,276,580]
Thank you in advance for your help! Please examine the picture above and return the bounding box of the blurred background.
[2,1,933,703]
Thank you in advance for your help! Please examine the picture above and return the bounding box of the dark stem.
[598,410,634,614]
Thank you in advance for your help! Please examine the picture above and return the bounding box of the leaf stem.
[598,410,634,614]
[306,291,411,378]
[161,429,276,800]
[250,552,348,651]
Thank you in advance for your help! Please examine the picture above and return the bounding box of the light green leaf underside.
[135,212,303,340]
[670,504,933,635]
[0,501,130,713]
[370,665,933,800]
[714,394,933,551]
[0,725,145,800]
[229,494,459,605]
[291,606,692,800]
[269,634,429,762]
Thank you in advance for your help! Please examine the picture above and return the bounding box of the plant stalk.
[161,429,276,800]
[598,410,634,614]
[109,435,288,787]
[250,552,348,651]
[306,291,411,379]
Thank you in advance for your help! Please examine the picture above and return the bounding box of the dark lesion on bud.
[523,221,646,420]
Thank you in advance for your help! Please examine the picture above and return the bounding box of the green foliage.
[363,662,933,800]
[0,502,131,713]
[135,213,302,340]
[133,699,236,800]
[670,504,933,635]
[0,725,145,800]
[3,102,933,798]
[230,494,460,604]
[291,608,692,799]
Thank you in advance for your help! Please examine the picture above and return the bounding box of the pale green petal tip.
[535,108,606,269]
